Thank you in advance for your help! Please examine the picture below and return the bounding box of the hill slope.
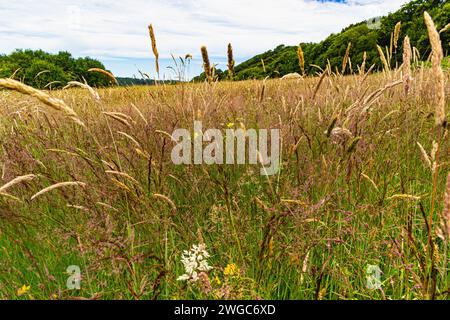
[195,0,449,81]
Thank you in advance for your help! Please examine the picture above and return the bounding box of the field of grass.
[0,63,449,300]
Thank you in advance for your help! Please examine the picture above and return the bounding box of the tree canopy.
[0,49,114,89]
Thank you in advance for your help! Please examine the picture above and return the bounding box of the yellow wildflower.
[227,123,234,128]
[215,275,221,285]
[17,284,31,296]
[224,263,239,277]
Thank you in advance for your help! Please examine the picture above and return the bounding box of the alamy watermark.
[367,17,382,30]
[171,121,280,176]
[66,265,81,290]
[366,264,382,290]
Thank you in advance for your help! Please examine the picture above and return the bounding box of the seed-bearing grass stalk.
[227,43,235,80]
[425,10,446,232]
[313,66,328,100]
[348,57,353,75]
[393,22,401,68]
[377,45,390,72]
[201,46,212,83]
[413,46,420,64]
[439,23,450,34]
[148,24,160,78]
[30,181,86,200]
[88,68,119,86]
[360,51,367,75]
[385,46,390,68]
[0,78,85,127]
[389,33,393,64]
[424,12,445,127]
[64,81,100,101]
[0,174,37,193]
[298,45,305,76]
[342,42,351,75]
[417,142,432,169]
[393,21,401,52]
[403,36,412,95]
[424,11,446,299]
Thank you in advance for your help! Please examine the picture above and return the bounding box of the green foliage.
[194,0,449,81]
[0,49,113,89]
[116,77,178,86]
[443,56,450,69]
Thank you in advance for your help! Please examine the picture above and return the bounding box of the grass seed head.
[394,21,402,50]
[88,68,119,86]
[424,11,446,127]
[201,46,212,83]
[0,78,85,127]
[148,24,160,76]
[227,43,235,80]
[377,45,390,71]
[342,42,352,74]
[403,36,412,95]
[298,45,305,76]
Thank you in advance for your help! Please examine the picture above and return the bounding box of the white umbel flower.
[177,243,213,282]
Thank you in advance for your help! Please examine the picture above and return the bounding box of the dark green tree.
[0,49,113,88]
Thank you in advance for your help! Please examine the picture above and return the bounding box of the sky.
[0,0,410,79]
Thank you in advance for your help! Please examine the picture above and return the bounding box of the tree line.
[0,50,113,89]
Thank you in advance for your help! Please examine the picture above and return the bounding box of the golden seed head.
[0,78,84,127]
[403,36,412,95]
[227,43,235,79]
[393,21,402,49]
[148,24,160,75]
[424,11,446,127]
[342,42,351,74]
[377,45,390,71]
[201,46,212,82]
[298,45,305,76]
[360,51,367,75]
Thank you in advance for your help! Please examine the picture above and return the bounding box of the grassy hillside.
[195,0,449,81]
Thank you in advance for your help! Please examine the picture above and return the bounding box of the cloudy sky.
[0,0,410,79]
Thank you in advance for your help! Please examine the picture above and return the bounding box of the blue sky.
[0,0,410,79]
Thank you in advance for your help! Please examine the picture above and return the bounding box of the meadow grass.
[0,13,449,299]
[0,67,448,300]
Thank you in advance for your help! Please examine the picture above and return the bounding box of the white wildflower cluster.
[177,243,213,282]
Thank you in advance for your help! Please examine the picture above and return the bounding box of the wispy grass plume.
[298,45,305,76]
[342,42,351,74]
[377,45,390,71]
[403,36,412,95]
[227,43,235,80]
[0,78,85,127]
[424,11,446,127]
[201,46,212,83]
[148,24,160,77]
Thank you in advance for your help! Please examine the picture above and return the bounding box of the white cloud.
[0,0,409,77]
